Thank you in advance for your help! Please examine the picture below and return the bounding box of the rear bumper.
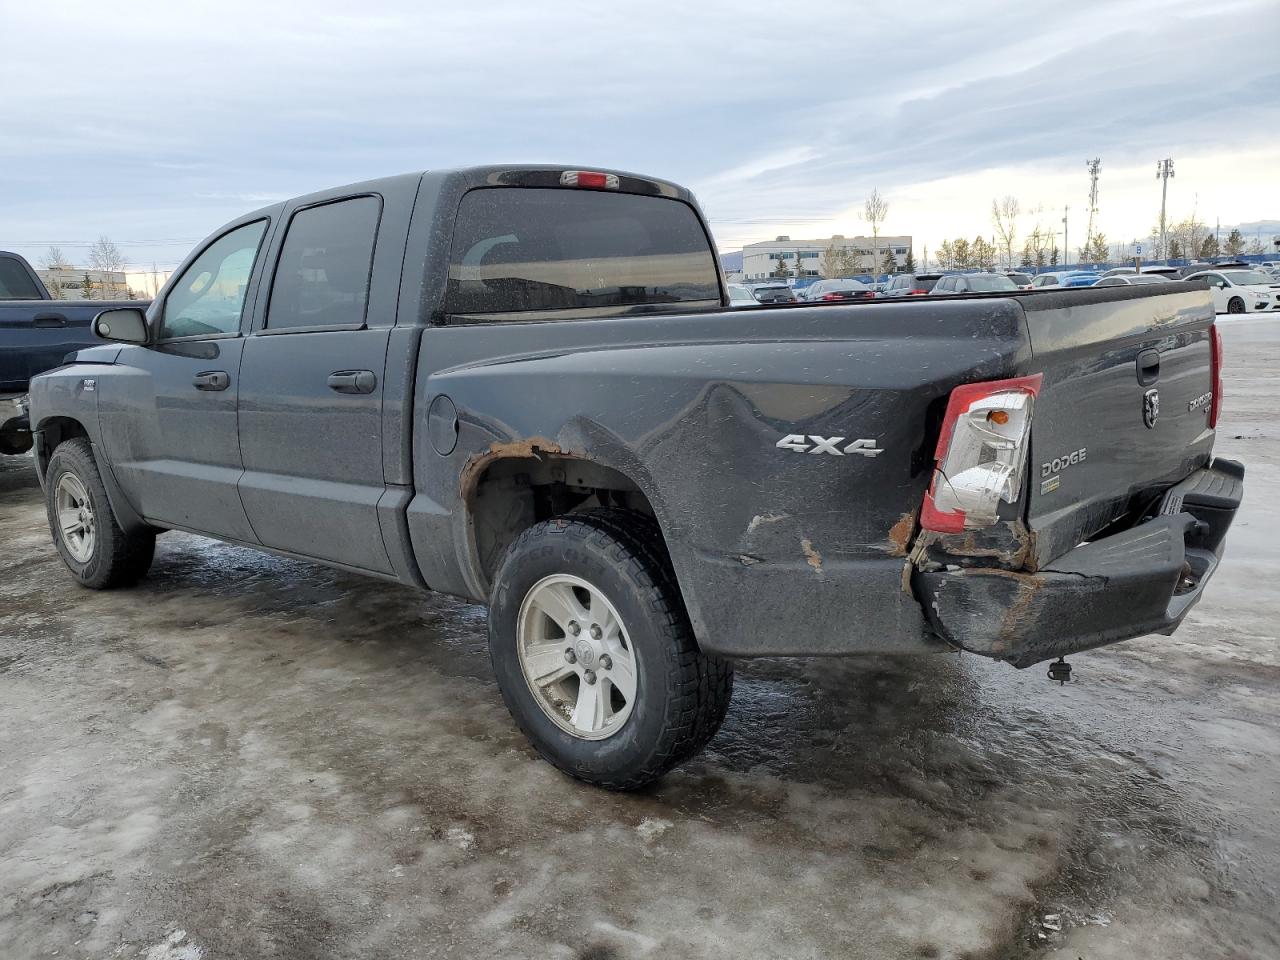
[914,458,1244,668]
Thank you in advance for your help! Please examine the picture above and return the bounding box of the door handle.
[1136,349,1161,386]
[34,313,68,328]
[327,370,377,394]
[193,370,230,391]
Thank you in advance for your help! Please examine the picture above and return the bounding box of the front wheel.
[44,438,156,589]
[487,510,733,790]
[1227,296,1245,314]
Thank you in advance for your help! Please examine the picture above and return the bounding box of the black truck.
[0,251,142,454]
[27,166,1243,788]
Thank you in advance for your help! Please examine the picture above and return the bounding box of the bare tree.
[1168,215,1207,262]
[41,245,71,269]
[863,189,888,278]
[88,235,129,297]
[991,196,1020,271]
[820,239,847,278]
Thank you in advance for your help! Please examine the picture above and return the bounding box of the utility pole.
[1156,158,1175,260]
[1085,158,1101,256]
[1062,205,1069,268]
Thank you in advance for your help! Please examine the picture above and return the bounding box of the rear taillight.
[921,374,1044,533]
[821,293,842,301]
[1209,324,1223,428]
[910,288,927,295]
[559,170,619,189]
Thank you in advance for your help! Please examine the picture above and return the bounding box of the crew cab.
[29,166,1243,789]
[0,251,143,454]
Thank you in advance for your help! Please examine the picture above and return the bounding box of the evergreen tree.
[1169,239,1182,260]
[904,248,916,273]
[881,249,897,275]
[1224,229,1246,257]
[82,273,95,299]
[1049,246,1059,267]
[1199,234,1220,258]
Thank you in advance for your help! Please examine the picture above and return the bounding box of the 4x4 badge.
[776,434,883,457]
[1143,388,1159,429]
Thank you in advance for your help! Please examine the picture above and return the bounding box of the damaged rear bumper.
[914,458,1244,668]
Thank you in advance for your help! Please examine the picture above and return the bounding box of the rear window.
[967,275,1019,292]
[916,276,941,291]
[0,257,44,299]
[444,188,719,321]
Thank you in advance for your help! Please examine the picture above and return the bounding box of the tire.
[1228,297,1245,314]
[487,509,733,790]
[44,438,155,589]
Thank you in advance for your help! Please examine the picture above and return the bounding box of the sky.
[2,0,1279,275]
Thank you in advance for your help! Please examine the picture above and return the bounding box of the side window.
[160,220,268,340]
[266,196,381,331]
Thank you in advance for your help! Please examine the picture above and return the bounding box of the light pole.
[1156,158,1175,260]
[1062,205,1069,267]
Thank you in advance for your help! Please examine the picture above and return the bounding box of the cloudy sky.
[3,0,1278,273]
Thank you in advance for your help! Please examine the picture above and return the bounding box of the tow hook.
[1047,657,1072,684]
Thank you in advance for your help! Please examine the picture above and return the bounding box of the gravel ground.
[1,317,1277,960]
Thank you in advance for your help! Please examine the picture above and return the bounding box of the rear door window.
[266,196,381,331]
[444,188,719,321]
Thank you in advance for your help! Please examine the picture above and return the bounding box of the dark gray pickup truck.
[28,166,1243,788]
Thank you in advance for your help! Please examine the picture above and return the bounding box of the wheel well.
[467,455,661,584]
[36,416,90,474]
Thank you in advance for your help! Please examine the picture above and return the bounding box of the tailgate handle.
[1136,349,1161,386]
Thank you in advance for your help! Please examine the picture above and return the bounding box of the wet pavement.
[1,317,1278,959]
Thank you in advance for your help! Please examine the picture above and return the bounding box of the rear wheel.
[1227,296,1245,314]
[488,509,733,790]
[44,438,155,589]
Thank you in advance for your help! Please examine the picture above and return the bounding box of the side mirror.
[93,308,148,344]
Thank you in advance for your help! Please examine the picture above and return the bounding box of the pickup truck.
[0,250,142,454]
[28,166,1243,789]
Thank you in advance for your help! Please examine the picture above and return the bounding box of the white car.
[1183,269,1280,314]
[1093,274,1170,287]
[726,283,757,307]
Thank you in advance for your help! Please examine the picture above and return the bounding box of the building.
[740,235,913,280]
[38,268,130,300]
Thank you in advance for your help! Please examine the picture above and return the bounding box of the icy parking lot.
[1,319,1277,959]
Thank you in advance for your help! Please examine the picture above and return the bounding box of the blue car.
[1029,271,1101,289]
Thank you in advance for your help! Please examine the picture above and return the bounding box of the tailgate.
[1020,285,1217,567]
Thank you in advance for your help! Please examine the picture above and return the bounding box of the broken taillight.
[920,374,1044,533]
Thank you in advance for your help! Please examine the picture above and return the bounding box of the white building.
[38,268,130,300]
[741,235,913,280]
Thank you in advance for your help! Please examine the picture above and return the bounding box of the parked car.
[1093,275,1170,287]
[1177,261,1248,279]
[750,283,796,304]
[1005,271,1033,288]
[1183,268,1280,314]
[931,274,1020,295]
[1137,266,1183,278]
[29,164,1243,789]
[1,250,145,455]
[1028,271,1101,289]
[800,278,876,302]
[726,283,757,307]
[881,273,943,297]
